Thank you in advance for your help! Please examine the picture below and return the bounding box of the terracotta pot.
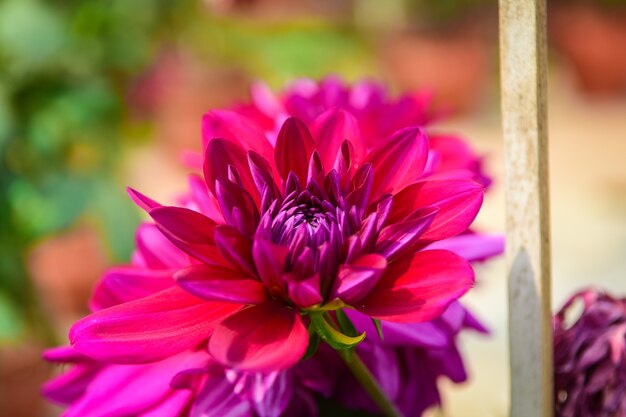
[550,4,626,95]
[380,23,494,114]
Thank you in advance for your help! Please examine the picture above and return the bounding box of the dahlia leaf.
[372,318,384,341]
[310,312,365,351]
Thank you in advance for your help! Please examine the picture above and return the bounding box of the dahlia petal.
[250,371,294,417]
[61,351,205,417]
[150,206,221,264]
[175,264,266,305]
[70,287,241,363]
[127,187,161,212]
[202,110,273,161]
[189,174,224,222]
[427,233,505,262]
[274,117,315,186]
[356,250,474,322]
[333,254,387,303]
[90,267,174,311]
[363,126,429,196]
[390,179,484,242]
[135,223,189,269]
[214,225,256,275]
[190,373,252,417]
[215,178,260,236]
[43,363,101,405]
[287,273,323,308]
[209,302,308,372]
[248,151,281,198]
[252,239,288,296]
[428,134,481,175]
[311,109,362,170]
[204,138,259,203]
[140,390,193,417]
[376,207,438,259]
[43,346,90,363]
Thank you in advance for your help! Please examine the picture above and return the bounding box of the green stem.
[339,350,404,417]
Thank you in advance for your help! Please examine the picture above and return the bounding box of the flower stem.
[339,350,404,417]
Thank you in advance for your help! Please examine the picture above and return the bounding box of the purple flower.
[554,289,626,417]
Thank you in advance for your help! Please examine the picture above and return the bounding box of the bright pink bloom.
[69,102,482,373]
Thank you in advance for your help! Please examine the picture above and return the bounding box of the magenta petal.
[287,273,323,308]
[175,264,266,304]
[127,187,161,212]
[375,207,438,259]
[140,390,193,417]
[363,127,429,197]
[70,287,241,363]
[252,238,288,296]
[188,174,224,222]
[90,267,174,311]
[150,206,221,264]
[214,225,256,275]
[134,223,189,270]
[427,233,505,262]
[357,250,474,322]
[333,254,387,303]
[204,138,259,203]
[311,109,362,170]
[202,110,274,162]
[215,178,260,236]
[60,351,204,417]
[391,179,484,242]
[43,364,100,405]
[274,117,315,186]
[209,302,308,372]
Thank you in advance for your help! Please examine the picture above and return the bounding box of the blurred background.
[1,0,626,416]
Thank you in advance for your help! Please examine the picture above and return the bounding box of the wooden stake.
[499,1,552,416]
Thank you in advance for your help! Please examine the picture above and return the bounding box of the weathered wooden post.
[499,0,552,416]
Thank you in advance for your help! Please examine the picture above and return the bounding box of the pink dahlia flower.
[554,289,626,417]
[69,104,483,373]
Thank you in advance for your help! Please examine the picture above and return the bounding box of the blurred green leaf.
[0,292,25,343]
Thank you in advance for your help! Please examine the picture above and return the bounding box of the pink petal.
[356,250,474,322]
[204,138,259,203]
[209,302,308,372]
[127,187,161,212]
[286,273,323,308]
[311,109,362,170]
[139,390,193,417]
[426,233,505,262]
[134,223,189,270]
[214,178,259,236]
[248,150,281,198]
[43,363,100,405]
[61,351,204,417]
[188,174,224,222]
[70,287,241,363]
[90,267,174,311]
[274,117,315,186]
[390,179,484,242]
[252,238,288,296]
[332,254,387,303]
[375,207,438,260]
[363,127,429,197]
[214,224,256,275]
[202,110,273,161]
[150,206,222,265]
[175,264,266,305]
